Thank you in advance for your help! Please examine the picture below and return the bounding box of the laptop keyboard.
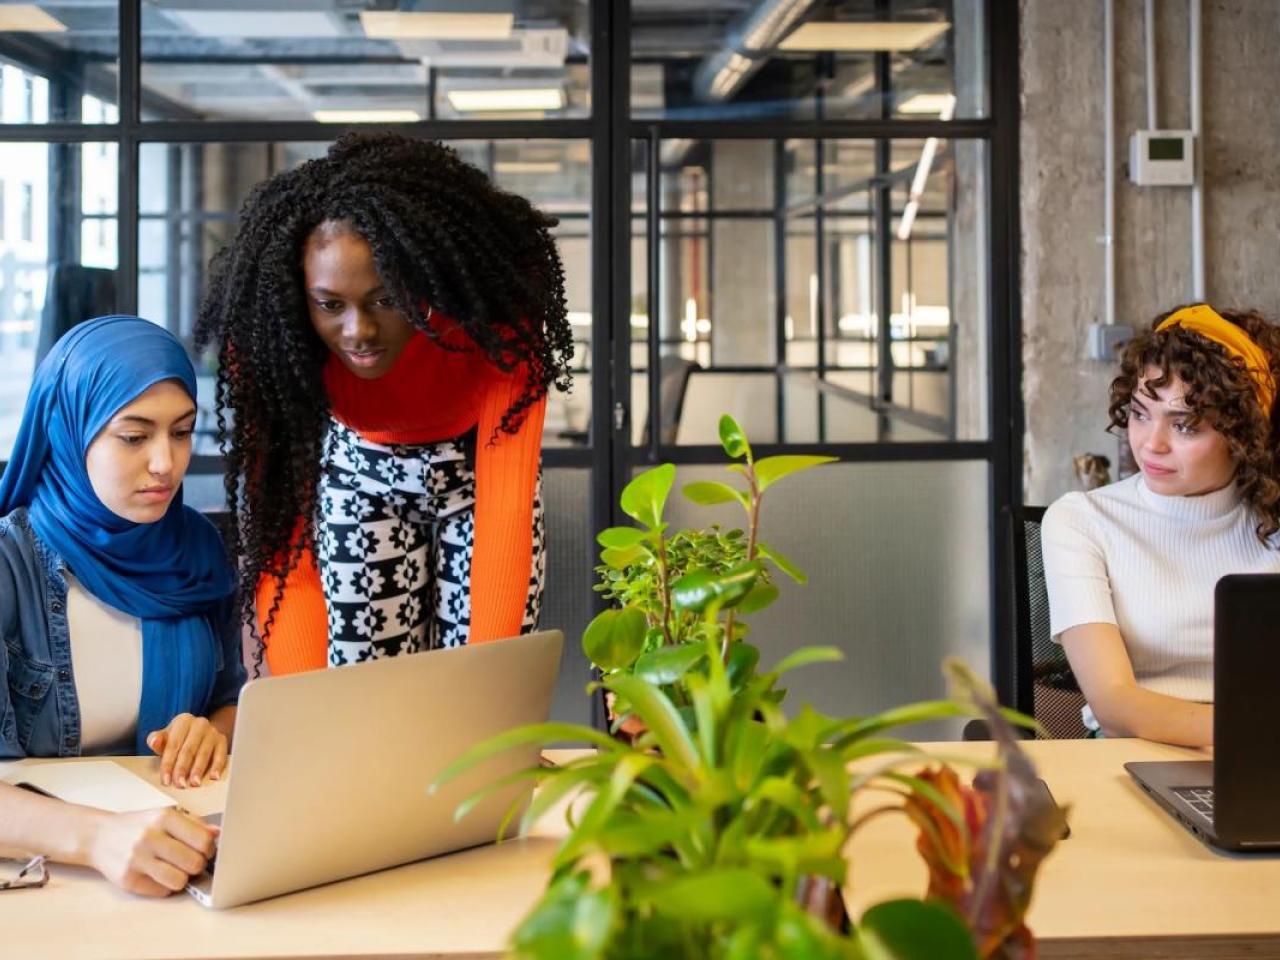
[1173,786,1214,823]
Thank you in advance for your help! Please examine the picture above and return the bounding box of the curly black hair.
[194,133,572,668]
[1108,305,1280,544]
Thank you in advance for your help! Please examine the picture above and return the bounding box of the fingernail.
[210,771,220,781]
[162,774,170,786]
[178,777,187,788]
[190,775,201,787]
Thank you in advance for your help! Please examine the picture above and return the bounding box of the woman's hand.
[87,807,218,897]
[146,713,228,788]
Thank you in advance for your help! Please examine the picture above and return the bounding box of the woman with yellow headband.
[1042,304,1280,747]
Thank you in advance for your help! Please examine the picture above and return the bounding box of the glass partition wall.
[0,0,1021,728]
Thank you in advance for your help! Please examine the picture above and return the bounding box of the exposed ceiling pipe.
[691,0,822,103]
[1189,0,1204,299]
[1102,0,1116,327]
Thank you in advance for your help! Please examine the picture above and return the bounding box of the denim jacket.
[0,507,245,759]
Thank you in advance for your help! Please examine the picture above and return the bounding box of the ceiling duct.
[691,0,821,103]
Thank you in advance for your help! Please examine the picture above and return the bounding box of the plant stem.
[721,465,763,659]
[655,533,674,646]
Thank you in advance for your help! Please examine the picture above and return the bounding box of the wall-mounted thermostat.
[1128,130,1195,186]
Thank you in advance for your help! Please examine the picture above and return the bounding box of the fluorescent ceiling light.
[447,87,563,113]
[779,21,950,52]
[0,5,67,32]
[493,161,562,174]
[897,94,956,241]
[897,92,958,115]
[168,10,341,38]
[313,109,422,123]
[360,11,513,40]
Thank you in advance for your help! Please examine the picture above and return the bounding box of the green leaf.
[637,868,775,922]
[736,582,779,616]
[781,703,833,752]
[633,643,707,685]
[752,454,839,491]
[829,700,975,748]
[553,753,658,868]
[599,544,647,570]
[605,675,702,777]
[807,748,852,822]
[596,526,649,549]
[743,829,848,880]
[725,641,760,690]
[582,607,647,671]
[757,541,808,584]
[718,415,752,461]
[769,645,844,678]
[744,776,821,831]
[620,463,676,529]
[856,899,979,960]
[686,671,717,766]
[451,764,550,824]
[682,480,748,508]
[429,722,621,794]
[671,562,761,615]
[594,807,701,858]
[519,760,614,835]
[510,872,617,960]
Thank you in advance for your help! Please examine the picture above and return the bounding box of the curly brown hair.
[1108,305,1280,544]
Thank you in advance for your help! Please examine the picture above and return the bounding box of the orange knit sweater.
[256,318,546,674]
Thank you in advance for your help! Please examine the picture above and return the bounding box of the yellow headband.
[1155,304,1276,414]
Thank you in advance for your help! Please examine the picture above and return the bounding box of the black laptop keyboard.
[1173,786,1215,823]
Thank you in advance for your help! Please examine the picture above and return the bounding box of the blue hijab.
[0,316,235,754]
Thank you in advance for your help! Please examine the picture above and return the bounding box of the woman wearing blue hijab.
[0,316,244,897]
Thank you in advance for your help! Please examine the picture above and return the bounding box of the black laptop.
[1125,573,1280,853]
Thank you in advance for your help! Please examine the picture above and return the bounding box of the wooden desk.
[845,738,1280,959]
[2,740,1278,959]
[0,754,560,959]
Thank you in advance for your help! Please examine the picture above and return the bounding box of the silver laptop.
[187,629,563,908]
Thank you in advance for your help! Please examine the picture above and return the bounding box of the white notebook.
[5,761,176,813]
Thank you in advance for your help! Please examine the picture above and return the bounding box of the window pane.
[0,1,119,123]
[136,139,590,455]
[636,136,988,446]
[1,143,119,459]
[632,0,986,121]
[140,1,590,122]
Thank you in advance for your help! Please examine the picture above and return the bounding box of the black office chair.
[1012,505,1089,739]
[640,356,701,447]
[965,505,1090,741]
[36,263,118,364]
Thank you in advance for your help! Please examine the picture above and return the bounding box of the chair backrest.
[36,264,118,364]
[641,356,701,447]
[1011,505,1090,738]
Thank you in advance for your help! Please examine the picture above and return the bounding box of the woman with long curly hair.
[195,133,572,675]
[1042,304,1280,747]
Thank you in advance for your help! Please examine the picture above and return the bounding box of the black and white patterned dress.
[316,417,546,667]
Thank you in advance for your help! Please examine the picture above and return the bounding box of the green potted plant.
[435,416,1066,959]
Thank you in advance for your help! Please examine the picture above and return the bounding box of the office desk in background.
[3,741,1279,959]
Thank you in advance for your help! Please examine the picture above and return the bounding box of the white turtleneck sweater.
[1042,474,1280,705]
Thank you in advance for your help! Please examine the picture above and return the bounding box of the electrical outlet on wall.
[1086,322,1134,361]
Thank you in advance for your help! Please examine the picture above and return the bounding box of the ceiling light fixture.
[779,21,950,52]
[447,87,563,113]
[359,11,513,40]
[313,109,422,123]
[897,94,956,241]
[0,4,67,32]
